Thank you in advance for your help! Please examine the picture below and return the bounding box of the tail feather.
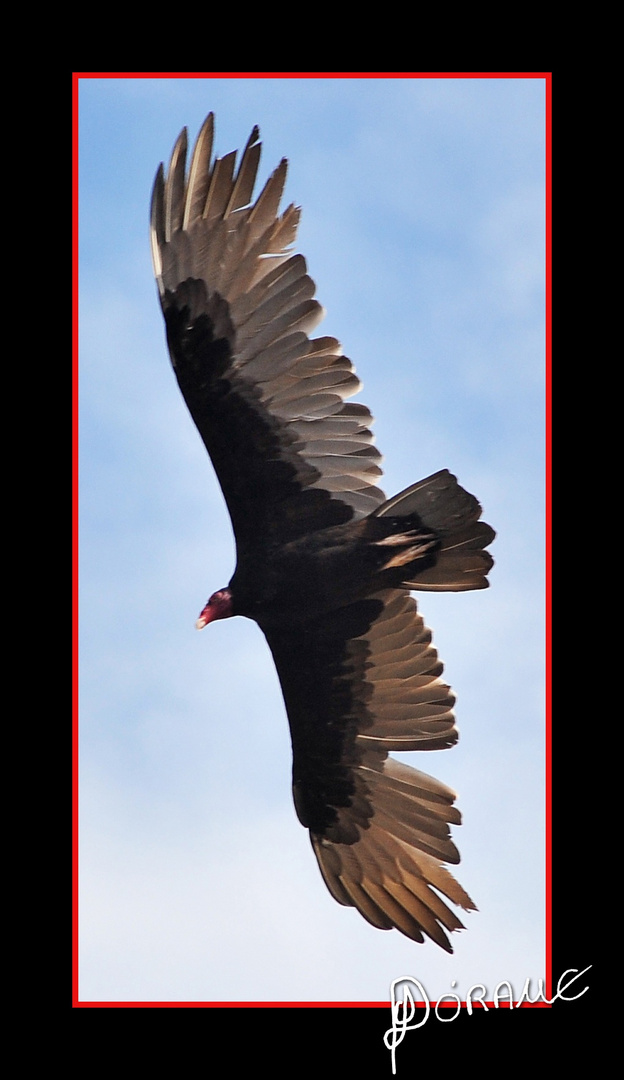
[373,469,495,592]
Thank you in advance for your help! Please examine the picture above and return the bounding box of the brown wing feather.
[151,116,386,545]
[263,589,475,952]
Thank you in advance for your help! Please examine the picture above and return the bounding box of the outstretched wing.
[151,114,386,548]
[263,588,476,951]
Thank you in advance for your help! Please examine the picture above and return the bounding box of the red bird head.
[196,588,234,629]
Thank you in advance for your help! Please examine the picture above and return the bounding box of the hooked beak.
[195,588,233,629]
[196,605,216,630]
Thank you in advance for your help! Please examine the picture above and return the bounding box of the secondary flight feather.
[151,113,495,951]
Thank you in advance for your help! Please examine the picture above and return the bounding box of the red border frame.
[543,72,553,1000]
[72,71,552,1010]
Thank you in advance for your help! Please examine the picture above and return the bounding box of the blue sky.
[78,75,546,1004]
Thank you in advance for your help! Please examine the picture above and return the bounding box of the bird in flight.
[151,114,495,951]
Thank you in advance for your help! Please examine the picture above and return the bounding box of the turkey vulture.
[150,113,495,952]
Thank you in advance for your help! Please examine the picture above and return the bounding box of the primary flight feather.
[151,113,495,951]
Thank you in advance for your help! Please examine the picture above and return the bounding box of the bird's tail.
[373,469,495,591]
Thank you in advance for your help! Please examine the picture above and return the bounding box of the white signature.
[384,967,591,1073]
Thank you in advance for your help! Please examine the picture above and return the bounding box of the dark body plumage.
[151,114,495,951]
